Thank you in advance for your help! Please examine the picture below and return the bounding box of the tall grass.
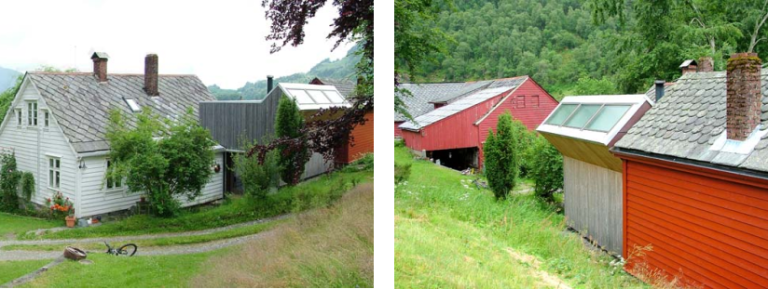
[395,145,649,288]
[192,183,374,287]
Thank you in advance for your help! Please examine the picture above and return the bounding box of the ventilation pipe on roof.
[91,52,109,82]
[726,52,762,141]
[267,75,274,94]
[655,80,665,102]
[144,54,159,96]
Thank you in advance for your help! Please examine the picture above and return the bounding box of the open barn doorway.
[427,147,478,171]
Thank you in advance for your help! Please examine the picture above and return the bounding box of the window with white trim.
[106,160,122,189]
[48,157,60,188]
[44,110,49,127]
[27,101,37,126]
[15,108,21,125]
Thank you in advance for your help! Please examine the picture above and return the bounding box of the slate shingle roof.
[27,72,215,153]
[395,77,533,122]
[314,78,356,98]
[614,71,768,173]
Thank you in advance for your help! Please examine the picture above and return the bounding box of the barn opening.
[427,147,478,171]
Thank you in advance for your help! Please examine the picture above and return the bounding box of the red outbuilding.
[612,53,768,288]
[399,76,557,170]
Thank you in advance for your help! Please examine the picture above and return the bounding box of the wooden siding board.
[200,90,281,150]
[624,160,768,288]
[563,157,623,254]
[346,111,373,162]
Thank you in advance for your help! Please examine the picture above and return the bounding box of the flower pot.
[65,216,76,228]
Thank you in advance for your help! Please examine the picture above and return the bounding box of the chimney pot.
[655,80,665,102]
[698,56,714,72]
[91,52,109,82]
[680,59,698,75]
[144,54,159,96]
[726,52,762,141]
[267,75,274,94]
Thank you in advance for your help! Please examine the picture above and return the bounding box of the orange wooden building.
[612,53,768,288]
[310,78,374,164]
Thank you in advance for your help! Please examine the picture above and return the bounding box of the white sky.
[0,0,354,89]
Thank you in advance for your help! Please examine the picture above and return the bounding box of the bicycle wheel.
[118,244,138,256]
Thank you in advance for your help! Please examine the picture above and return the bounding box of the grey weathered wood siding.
[199,89,282,150]
[563,156,623,255]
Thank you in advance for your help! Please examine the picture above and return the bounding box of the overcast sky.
[0,0,354,89]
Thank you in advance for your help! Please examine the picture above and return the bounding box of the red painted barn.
[612,53,768,288]
[399,76,557,169]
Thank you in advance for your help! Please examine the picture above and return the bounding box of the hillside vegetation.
[0,67,20,93]
[209,45,360,100]
[411,0,768,98]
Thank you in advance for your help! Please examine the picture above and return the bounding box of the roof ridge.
[29,71,197,77]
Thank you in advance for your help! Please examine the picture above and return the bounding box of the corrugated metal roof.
[279,83,351,111]
[399,86,515,131]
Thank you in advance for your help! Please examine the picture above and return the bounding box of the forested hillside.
[0,67,20,93]
[410,0,768,98]
[210,45,360,100]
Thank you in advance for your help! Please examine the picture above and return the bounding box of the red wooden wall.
[622,158,768,288]
[401,78,557,168]
[394,121,403,138]
[336,110,374,164]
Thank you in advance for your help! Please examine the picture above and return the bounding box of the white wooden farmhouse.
[0,53,224,218]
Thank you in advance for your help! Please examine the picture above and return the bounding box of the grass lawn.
[22,166,372,240]
[3,220,283,252]
[0,213,59,239]
[19,251,220,288]
[0,259,52,285]
[15,181,373,288]
[394,144,646,288]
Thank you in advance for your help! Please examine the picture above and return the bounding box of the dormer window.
[27,102,37,126]
[44,110,50,127]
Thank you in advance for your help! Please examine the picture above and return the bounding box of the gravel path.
[0,214,289,262]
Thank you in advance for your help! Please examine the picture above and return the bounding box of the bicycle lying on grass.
[104,242,138,257]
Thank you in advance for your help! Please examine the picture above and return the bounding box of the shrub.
[0,153,22,212]
[395,163,412,184]
[234,140,281,199]
[529,135,563,202]
[484,113,519,200]
[275,96,309,185]
[508,119,535,177]
[20,172,35,202]
[342,153,374,173]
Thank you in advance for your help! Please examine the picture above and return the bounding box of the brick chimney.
[726,52,762,141]
[91,52,109,82]
[698,56,714,72]
[680,59,698,75]
[144,54,159,96]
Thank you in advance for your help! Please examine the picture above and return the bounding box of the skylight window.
[585,105,631,132]
[288,89,315,104]
[545,104,578,125]
[323,91,345,103]
[125,99,141,112]
[564,105,601,128]
[307,90,331,103]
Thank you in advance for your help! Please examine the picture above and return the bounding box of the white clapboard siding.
[78,152,225,217]
[0,80,78,212]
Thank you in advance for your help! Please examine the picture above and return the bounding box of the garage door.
[624,160,768,288]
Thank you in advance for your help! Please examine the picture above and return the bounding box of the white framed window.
[106,160,122,189]
[44,110,50,127]
[15,108,21,125]
[27,101,37,126]
[48,157,60,189]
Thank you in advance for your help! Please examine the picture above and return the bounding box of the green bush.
[342,153,374,173]
[484,113,519,200]
[0,154,22,212]
[395,163,412,184]
[234,141,281,199]
[529,135,563,202]
[20,172,35,202]
[275,96,309,185]
[508,119,535,178]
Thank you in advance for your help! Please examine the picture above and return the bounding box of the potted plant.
[47,192,75,227]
